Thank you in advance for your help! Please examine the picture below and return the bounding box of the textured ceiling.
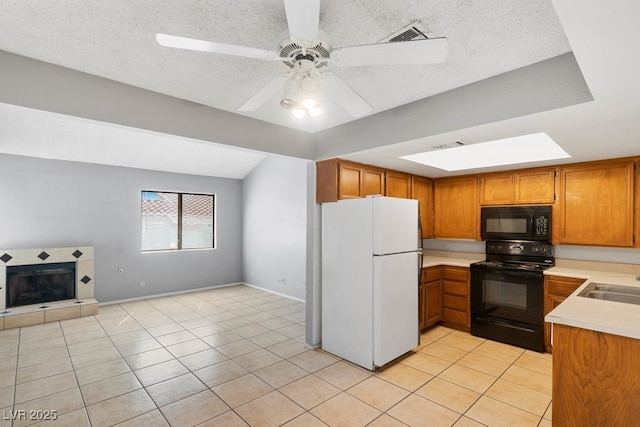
[0,0,571,133]
[1,1,639,179]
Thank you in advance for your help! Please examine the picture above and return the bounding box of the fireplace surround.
[0,246,97,329]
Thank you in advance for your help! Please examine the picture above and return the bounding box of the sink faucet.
[636,275,640,281]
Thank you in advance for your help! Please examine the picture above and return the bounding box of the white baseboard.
[98,282,245,306]
[99,282,305,306]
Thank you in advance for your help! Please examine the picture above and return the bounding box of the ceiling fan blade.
[283,0,320,46]
[156,33,279,61]
[330,37,448,67]
[238,73,290,112]
[321,72,372,118]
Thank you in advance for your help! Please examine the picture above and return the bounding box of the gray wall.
[242,156,309,301]
[0,153,243,303]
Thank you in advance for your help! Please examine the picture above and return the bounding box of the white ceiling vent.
[379,21,438,43]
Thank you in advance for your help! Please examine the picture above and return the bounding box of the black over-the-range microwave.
[480,205,552,241]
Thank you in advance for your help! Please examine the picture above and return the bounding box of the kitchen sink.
[577,282,640,306]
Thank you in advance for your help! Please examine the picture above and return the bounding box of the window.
[141,191,215,252]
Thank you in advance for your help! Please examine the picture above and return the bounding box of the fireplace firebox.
[6,262,76,307]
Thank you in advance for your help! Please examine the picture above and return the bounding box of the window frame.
[141,190,216,253]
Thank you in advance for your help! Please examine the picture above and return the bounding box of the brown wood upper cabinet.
[411,176,433,239]
[434,176,478,240]
[316,158,433,237]
[558,160,635,246]
[479,173,514,205]
[316,159,385,203]
[479,168,555,205]
[385,171,412,199]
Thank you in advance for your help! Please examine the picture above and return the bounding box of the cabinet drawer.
[443,267,469,282]
[443,294,467,311]
[546,277,586,297]
[442,308,468,326]
[442,280,468,297]
[422,268,442,283]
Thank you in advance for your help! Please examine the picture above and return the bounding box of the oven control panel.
[486,240,553,257]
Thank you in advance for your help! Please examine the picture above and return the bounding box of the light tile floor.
[0,285,553,426]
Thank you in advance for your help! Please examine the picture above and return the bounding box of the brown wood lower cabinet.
[543,275,586,352]
[420,267,442,330]
[440,266,470,331]
[552,324,640,426]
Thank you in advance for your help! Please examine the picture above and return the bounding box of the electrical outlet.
[140,280,146,287]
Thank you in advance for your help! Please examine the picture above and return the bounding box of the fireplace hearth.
[1,246,97,329]
[6,262,76,307]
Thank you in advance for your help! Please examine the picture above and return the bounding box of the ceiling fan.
[156,0,448,119]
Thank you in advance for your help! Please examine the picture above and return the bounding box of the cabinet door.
[515,168,555,204]
[420,267,442,330]
[479,173,514,205]
[559,161,634,246]
[411,176,433,239]
[338,162,364,199]
[363,167,385,197]
[434,177,478,240]
[544,294,567,353]
[425,280,442,328]
[544,275,586,352]
[385,171,412,198]
[316,158,340,203]
[419,283,427,330]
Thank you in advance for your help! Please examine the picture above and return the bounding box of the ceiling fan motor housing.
[277,30,332,68]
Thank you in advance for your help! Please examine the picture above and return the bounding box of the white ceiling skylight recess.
[400,133,571,171]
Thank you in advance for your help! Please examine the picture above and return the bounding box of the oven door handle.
[475,316,536,333]
[472,267,544,281]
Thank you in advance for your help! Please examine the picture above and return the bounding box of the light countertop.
[545,267,640,339]
[422,255,484,268]
[421,257,640,340]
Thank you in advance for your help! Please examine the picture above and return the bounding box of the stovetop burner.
[475,240,555,271]
[473,260,553,272]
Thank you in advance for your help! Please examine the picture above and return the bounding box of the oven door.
[470,265,544,351]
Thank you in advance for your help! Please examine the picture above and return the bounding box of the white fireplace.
[0,246,98,329]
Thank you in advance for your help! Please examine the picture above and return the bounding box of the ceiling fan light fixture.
[291,108,306,119]
[308,105,323,117]
[301,97,318,109]
[300,76,321,109]
[280,77,300,110]
[280,71,324,118]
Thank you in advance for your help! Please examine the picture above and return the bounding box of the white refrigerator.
[321,195,420,370]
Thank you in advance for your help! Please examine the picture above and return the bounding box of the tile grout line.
[89,304,166,427]
[102,292,305,426]
[58,319,95,427]
[3,286,553,426]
